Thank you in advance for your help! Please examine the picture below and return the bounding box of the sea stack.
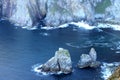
[77,48,100,68]
[38,48,72,74]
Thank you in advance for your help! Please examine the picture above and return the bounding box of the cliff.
[0,0,120,29]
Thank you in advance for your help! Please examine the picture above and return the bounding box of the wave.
[32,64,65,76]
[21,25,38,30]
[41,23,69,30]
[41,21,94,30]
[1,17,120,31]
[97,23,120,31]
[32,64,49,76]
[41,21,120,31]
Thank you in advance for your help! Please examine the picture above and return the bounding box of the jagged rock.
[89,48,97,61]
[108,66,120,80]
[45,0,95,27]
[77,48,100,68]
[106,0,120,21]
[38,48,72,74]
[1,0,47,28]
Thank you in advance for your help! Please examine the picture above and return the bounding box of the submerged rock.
[38,48,72,74]
[108,66,120,80]
[77,48,100,68]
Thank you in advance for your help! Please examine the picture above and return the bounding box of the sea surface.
[0,21,120,80]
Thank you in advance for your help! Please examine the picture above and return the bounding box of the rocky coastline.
[1,0,120,29]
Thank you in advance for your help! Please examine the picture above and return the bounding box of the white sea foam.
[41,21,94,30]
[97,23,120,31]
[21,25,38,30]
[32,64,48,76]
[41,21,120,31]
[6,19,120,31]
[58,23,69,28]
[32,64,70,76]
[40,33,50,36]
[115,51,120,53]
[70,21,95,30]
[41,26,56,30]
[41,23,69,30]
[27,27,38,30]
[101,62,120,80]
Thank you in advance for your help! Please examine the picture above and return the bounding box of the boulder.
[38,48,72,74]
[108,66,120,80]
[77,48,100,68]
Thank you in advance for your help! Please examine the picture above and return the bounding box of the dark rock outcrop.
[77,48,100,68]
[38,48,72,74]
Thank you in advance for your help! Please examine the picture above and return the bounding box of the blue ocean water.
[0,21,120,80]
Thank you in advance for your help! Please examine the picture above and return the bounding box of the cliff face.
[1,0,46,28]
[106,0,120,20]
[0,0,120,29]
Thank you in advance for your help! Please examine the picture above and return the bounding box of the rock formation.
[0,0,120,29]
[38,48,72,74]
[101,62,120,80]
[108,66,120,80]
[77,48,100,68]
[44,0,95,27]
[1,0,47,28]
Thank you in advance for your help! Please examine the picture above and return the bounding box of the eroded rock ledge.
[38,48,72,74]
